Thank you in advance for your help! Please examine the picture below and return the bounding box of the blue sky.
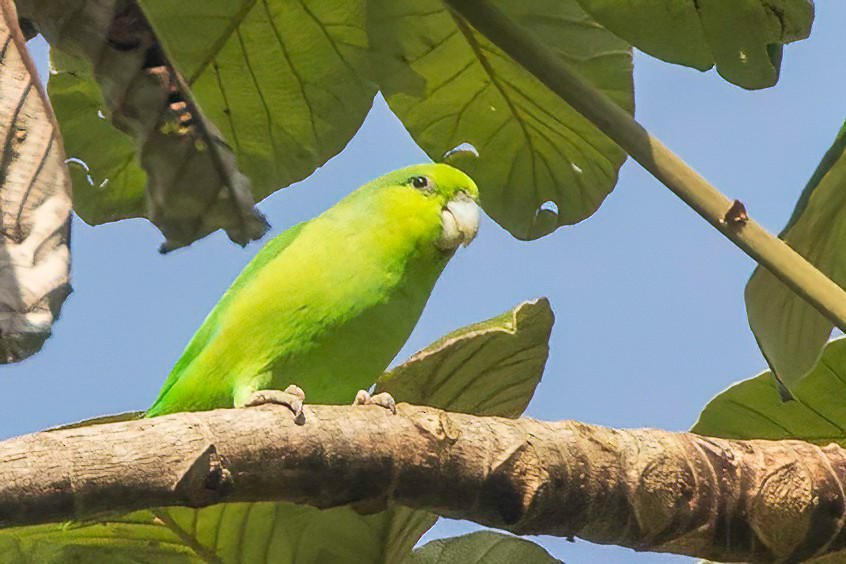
[5,4,846,561]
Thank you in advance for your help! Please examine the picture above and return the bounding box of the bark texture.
[1,404,846,562]
[14,0,268,251]
[0,0,71,363]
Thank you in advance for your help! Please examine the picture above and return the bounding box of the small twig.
[723,199,750,227]
[444,0,846,333]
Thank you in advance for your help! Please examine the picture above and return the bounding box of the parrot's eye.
[410,176,430,190]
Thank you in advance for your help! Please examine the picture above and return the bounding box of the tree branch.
[443,0,846,337]
[2,404,846,561]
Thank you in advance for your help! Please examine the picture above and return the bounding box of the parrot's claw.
[353,390,397,414]
[243,385,306,425]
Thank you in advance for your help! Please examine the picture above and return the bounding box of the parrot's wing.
[149,221,309,410]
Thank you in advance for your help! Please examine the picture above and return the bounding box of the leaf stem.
[444,0,846,332]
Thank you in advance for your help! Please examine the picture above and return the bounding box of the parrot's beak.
[437,192,480,251]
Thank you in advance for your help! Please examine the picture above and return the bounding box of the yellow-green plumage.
[146,164,479,417]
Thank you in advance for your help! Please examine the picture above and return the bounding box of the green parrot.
[145,163,480,418]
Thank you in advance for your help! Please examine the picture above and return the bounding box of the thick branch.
[444,0,846,335]
[2,405,846,562]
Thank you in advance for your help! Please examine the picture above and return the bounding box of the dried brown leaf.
[0,0,71,363]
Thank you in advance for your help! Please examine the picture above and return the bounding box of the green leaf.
[575,0,814,90]
[0,511,200,563]
[137,0,377,202]
[0,299,553,563]
[744,121,846,392]
[49,1,376,232]
[46,412,144,431]
[405,531,561,563]
[0,506,430,563]
[370,0,633,240]
[376,297,554,418]
[48,51,147,225]
[48,27,270,251]
[692,337,846,445]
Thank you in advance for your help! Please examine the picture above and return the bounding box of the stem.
[444,0,846,332]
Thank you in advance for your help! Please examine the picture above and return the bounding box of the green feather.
[146,164,478,418]
[149,222,308,411]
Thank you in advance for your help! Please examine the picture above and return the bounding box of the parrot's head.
[384,163,480,252]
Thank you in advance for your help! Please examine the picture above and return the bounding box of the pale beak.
[437,192,480,251]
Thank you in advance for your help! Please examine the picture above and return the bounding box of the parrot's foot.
[242,385,306,425]
[353,390,397,414]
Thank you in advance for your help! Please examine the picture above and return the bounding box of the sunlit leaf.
[377,297,554,418]
[138,0,377,202]
[370,0,633,240]
[576,0,814,90]
[744,121,846,392]
[45,0,375,247]
[405,531,561,563]
[693,337,846,445]
[0,511,199,563]
[37,0,269,251]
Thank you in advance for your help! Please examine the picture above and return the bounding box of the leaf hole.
[65,157,95,186]
[442,142,479,162]
[65,157,110,189]
[540,201,558,215]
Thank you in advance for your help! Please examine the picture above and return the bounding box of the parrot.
[145,163,480,418]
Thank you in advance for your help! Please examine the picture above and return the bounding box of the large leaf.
[0,299,554,563]
[137,0,377,203]
[405,531,561,563]
[370,0,633,240]
[45,0,631,243]
[693,337,846,445]
[23,0,268,251]
[41,0,375,247]
[575,0,814,90]
[744,121,846,393]
[0,511,198,563]
[0,0,72,363]
[376,297,553,418]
